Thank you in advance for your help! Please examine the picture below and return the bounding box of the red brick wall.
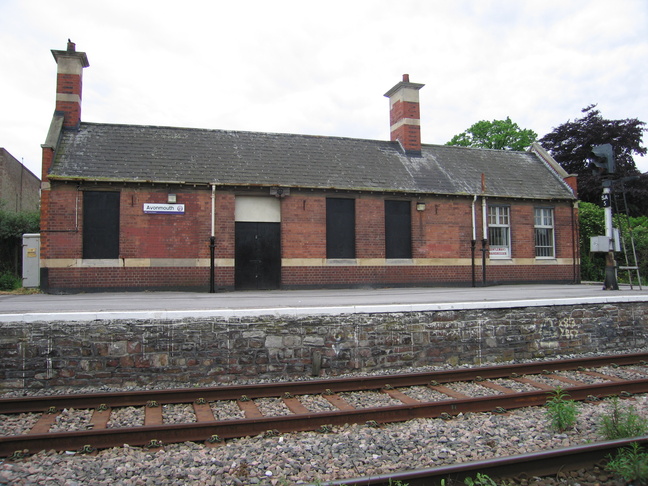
[41,185,578,292]
[389,100,421,151]
[215,192,235,260]
[56,73,83,128]
[356,198,385,258]
[389,124,421,152]
[413,198,475,258]
[281,195,326,258]
[120,188,211,259]
[389,100,420,126]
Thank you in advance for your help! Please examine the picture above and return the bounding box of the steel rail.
[1,352,646,414]
[315,435,648,485]
[2,378,648,458]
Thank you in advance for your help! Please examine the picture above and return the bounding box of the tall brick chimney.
[384,74,425,155]
[51,40,89,129]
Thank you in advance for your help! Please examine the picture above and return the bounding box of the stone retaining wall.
[1,302,647,391]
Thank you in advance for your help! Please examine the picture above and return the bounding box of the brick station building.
[40,42,579,293]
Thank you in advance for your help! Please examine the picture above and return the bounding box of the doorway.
[234,197,281,290]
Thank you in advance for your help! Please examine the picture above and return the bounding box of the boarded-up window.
[83,191,120,259]
[326,198,355,259]
[385,200,412,259]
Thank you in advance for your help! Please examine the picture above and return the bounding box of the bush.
[0,202,40,280]
[578,202,606,282]
[0,271,21,291]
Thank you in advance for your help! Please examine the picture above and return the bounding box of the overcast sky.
[1,0,646,179]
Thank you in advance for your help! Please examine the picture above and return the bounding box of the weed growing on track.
[606,442,648,485]
[545,386,578,432]
[600,397,648,440]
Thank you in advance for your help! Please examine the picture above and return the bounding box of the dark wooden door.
[235,222,281,290]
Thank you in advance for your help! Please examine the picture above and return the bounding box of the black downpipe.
[471,239,476,287]
[209,236,216,293]
[481,238,488,286]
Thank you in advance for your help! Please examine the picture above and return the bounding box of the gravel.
[1,399,640,485]
[2,352,647,485]
[107,407,144,429]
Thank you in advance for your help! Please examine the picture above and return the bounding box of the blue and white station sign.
[143,203,186,214]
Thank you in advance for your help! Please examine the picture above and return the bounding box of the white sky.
[1,0,647,179]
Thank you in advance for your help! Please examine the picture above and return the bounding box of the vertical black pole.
[471,239,476,287]
[209,236,216,293]
[481,238,488,286]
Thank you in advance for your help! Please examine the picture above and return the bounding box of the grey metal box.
[22,233,40,288]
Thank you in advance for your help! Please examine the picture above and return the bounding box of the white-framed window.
[488,205,510,258]
[535,207,555,258]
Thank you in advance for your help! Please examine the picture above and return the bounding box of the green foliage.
[578,201,606,282]
[0,271,22,291]
[545,387,578,432]
[0,202,40,279]
[463,473,502,486]
[606,442,648,485]
[578,201,605,239]
[614,213,648,286]
[446,117,537,151]
[599,397,648,440]
[539,105,647,215]
[577,201,648,285]
[0,204,40,240]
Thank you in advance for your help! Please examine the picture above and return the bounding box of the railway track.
[318,435,648,485]
[2,352,648,460]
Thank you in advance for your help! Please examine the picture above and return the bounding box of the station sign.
[143,203,185,214]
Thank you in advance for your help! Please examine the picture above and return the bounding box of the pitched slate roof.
[50,122,575,200]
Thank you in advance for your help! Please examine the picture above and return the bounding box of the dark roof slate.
[51,122,575,200]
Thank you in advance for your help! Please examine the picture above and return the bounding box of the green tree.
[446,117,537,151]
[539,105,647,216]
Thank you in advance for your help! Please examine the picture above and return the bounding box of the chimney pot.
[67,39,75,52]
[403,74,409,82]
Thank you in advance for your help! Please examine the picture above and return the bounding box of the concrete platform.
[1,284,646,322]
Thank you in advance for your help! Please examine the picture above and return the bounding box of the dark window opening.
[326,198,355,259]
[385,200,412,259]
[83,191,120,259]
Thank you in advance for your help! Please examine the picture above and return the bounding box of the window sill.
[326,259,357,266]
[386,259,414,265]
